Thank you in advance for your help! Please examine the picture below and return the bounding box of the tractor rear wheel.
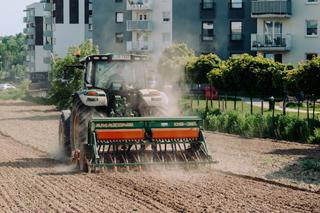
[58,112,71,159]
[70,98,94,173]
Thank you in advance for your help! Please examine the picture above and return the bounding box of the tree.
[290,57,320,119]
[208,54,286,114]
[0,33,27,82]
[49,41,99,110]
[185,53,221,84]
[158,43,194,85]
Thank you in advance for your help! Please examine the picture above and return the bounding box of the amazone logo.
[174,122,197,127]
[95,123,134,128]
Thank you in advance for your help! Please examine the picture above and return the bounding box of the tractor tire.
[58,111,71,159]
[70,97,95,173]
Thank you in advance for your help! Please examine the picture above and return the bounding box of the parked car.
[204,85,219,100]
[189,84,219,100]
[0,83,16,91]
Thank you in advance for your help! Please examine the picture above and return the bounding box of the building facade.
[24,0,93,88]
[92,0,257,59]
[93,0,173,55]
[251,0,320,64]
[173,0,257,58]
[24,2,52,87]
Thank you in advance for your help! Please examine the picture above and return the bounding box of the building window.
[162,32,171,42]
[115,0,122,2]
[115,12,124,23]
[306,53,318,60]
[201,0,214,9]
[264,54,282,63]
[231,0,243,9]
[70,0,79,24]
[306,0,319,4]
[162,12,170,22]
[230,21,242,40]
[115,32,124,43]
[202,21,214,41]
[306,20,318,36]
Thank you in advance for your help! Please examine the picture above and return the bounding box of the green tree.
[290,57,320,119]
[158,43,194,84]
[0,33,27,82]
[49,41,99,110]
[208,54,286,114]
[185,53,221,84]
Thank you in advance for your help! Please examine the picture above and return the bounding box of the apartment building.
[92,0,256,59]
[173,0,257,58]
[251,0,320,63]
[24,0,93,88]
[24,2,52,87]
[93,0,172,55]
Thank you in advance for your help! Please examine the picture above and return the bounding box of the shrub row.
[201,109,320,144]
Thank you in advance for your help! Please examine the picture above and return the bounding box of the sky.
[0,0,37,36]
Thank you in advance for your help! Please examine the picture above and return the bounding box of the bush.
[204,110,319,143]
[0,80,30,100]
[308,128,320,144]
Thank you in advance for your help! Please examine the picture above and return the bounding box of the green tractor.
[59,54,212,172]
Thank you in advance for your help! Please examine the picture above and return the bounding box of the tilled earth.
[0,100,319,212]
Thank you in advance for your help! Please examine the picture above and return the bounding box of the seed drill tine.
[177,142,188,162]
[159,143,165,162]
[92,133,100,164]
[171,143,177,162]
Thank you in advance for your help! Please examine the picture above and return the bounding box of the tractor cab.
[80,54,152,91]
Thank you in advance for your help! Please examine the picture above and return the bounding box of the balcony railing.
[126,41,153,52]
[43,30,53,37]
[127,20,152,31]
[251,34,291,51]
[23,28,35,35]
[127,0,153,10]
[43,44,53,51]
[26,39,35,45]
[43,57,52,64]
[44,17,52,24]
[23,16,35,23]
[43,3,53,11]
[251,0,292,18]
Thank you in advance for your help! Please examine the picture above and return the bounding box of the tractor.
[59,54,212,172]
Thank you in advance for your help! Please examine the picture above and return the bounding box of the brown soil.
[0,100,319,212]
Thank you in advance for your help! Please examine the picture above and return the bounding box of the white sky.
[0,0,37,36]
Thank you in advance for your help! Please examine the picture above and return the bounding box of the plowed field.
[0,100,319,212]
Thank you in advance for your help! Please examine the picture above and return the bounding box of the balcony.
[127,0,153,10]
[251,34,291,52]
[43,57,52,64]
[44,17,52,24]
[127,20,152,31]
[126,41,153,52]
[43,44,53,51]
[43,3,53,11]
[26,39,35,45]
[251,0,292,18]
[43,30,53,37]
[23,16,35,23]
[24,28,35,35]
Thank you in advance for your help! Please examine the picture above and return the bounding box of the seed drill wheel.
[70,98,94,173]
